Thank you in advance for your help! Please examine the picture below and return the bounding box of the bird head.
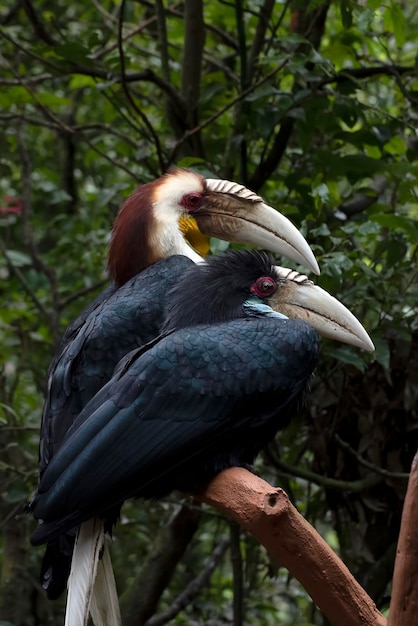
[108,169,319,286]
[163,249,374,352]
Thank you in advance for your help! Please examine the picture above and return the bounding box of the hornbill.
[42,169,320,474]
[35,169,320,611]
[30,250,373,624]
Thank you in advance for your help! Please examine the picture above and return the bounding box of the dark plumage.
[30,250,320,545]
[37,256,193,599]
[40,255,194,476]
[34,170,321,600]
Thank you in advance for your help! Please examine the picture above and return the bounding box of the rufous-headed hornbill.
[42,168,320,473]
[30,250,373,624]
[57,168,319,354]
[37,169,320,607]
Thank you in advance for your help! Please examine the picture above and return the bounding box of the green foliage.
[0,0,418,624]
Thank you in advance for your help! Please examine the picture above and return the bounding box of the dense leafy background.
[0,0,417,624]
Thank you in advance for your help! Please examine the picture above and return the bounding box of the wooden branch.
[247,0,275,84]
[197,467,386,626]
[249,1,331,191]
[21,0,58,45]
[387,450,418,626]
[118,0,166,172]
[320,64,416,87]
[154,0,171,84]
[180,0,205,157]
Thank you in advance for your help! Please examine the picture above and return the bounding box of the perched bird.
[30,250,373,624]
[36,169,321,606]
[41,169,320,476]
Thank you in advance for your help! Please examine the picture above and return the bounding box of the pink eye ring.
[250,276,277,298]
[180,192,203,213]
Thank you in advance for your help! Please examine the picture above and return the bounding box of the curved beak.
[268,267,374,352]
[194,178,320,275]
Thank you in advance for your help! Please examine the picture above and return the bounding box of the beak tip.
[363,337,375,353]
[311,260,321,276]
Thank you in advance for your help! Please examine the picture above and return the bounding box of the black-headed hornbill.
[36,169,321,607]
[30,249,373,624]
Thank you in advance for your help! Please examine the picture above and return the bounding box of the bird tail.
[90,538,121,626]
[65,518,121,626]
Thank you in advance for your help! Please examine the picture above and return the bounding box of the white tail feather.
[89,540,121,626]
[64,518,106,626]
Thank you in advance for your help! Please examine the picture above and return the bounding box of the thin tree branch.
[319,64,416,87]
[0,0,23,26]
[16,126,61,338]
[249,117,296,191]
[334,435,409,481]
[0,73,56,86]
[230,521,244,626]
[268,455,382,493]
[233,0,248,183]
[59,279,109,310]
[120,504,201,626]
[154,0,171,84]
[118,0,166,172]
[168,58,291,165]
[246,0,275,84]
[249,0,331,191]
[21,0,58,45]
[0,239,51,322]
[264,0,292,58]
[144,538,230,626]
[179,0,205,157]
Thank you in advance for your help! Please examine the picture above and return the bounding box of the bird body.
[31,246,374,624]
[35,169,321,604]
[32,170,375,624]
[40,255,193,476]
[31,252,320,545]
[31,249,374,542]
[33,317,317,543]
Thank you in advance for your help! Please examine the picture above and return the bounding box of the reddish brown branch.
[197,468,386,626]
[388,450,418,626]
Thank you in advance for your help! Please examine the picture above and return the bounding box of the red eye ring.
[180,192,203,213]
[250,276,277,298]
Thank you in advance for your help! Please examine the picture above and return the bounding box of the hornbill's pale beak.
[269,267,374,352]
[196,178,320,275]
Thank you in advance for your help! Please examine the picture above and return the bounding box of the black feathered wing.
[39,255,194,476]
[37,255,194,598]
[32,317,319,545]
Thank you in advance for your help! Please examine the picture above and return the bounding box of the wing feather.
[32,318,319,544]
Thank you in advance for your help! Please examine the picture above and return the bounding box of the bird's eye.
[181,192,203,213]
[250,276,277,298]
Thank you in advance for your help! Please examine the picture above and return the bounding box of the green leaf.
[55,42,95,66]
[373,338,390,370]
[383,135,407,155]
[69,74,99,89]
[370,214,418,240]
[3,483,28,503]
[310,183,330,208]
[3,250,32,267]
[0,403,19,422]
[384,3,407,47]
[323,344,367,372]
